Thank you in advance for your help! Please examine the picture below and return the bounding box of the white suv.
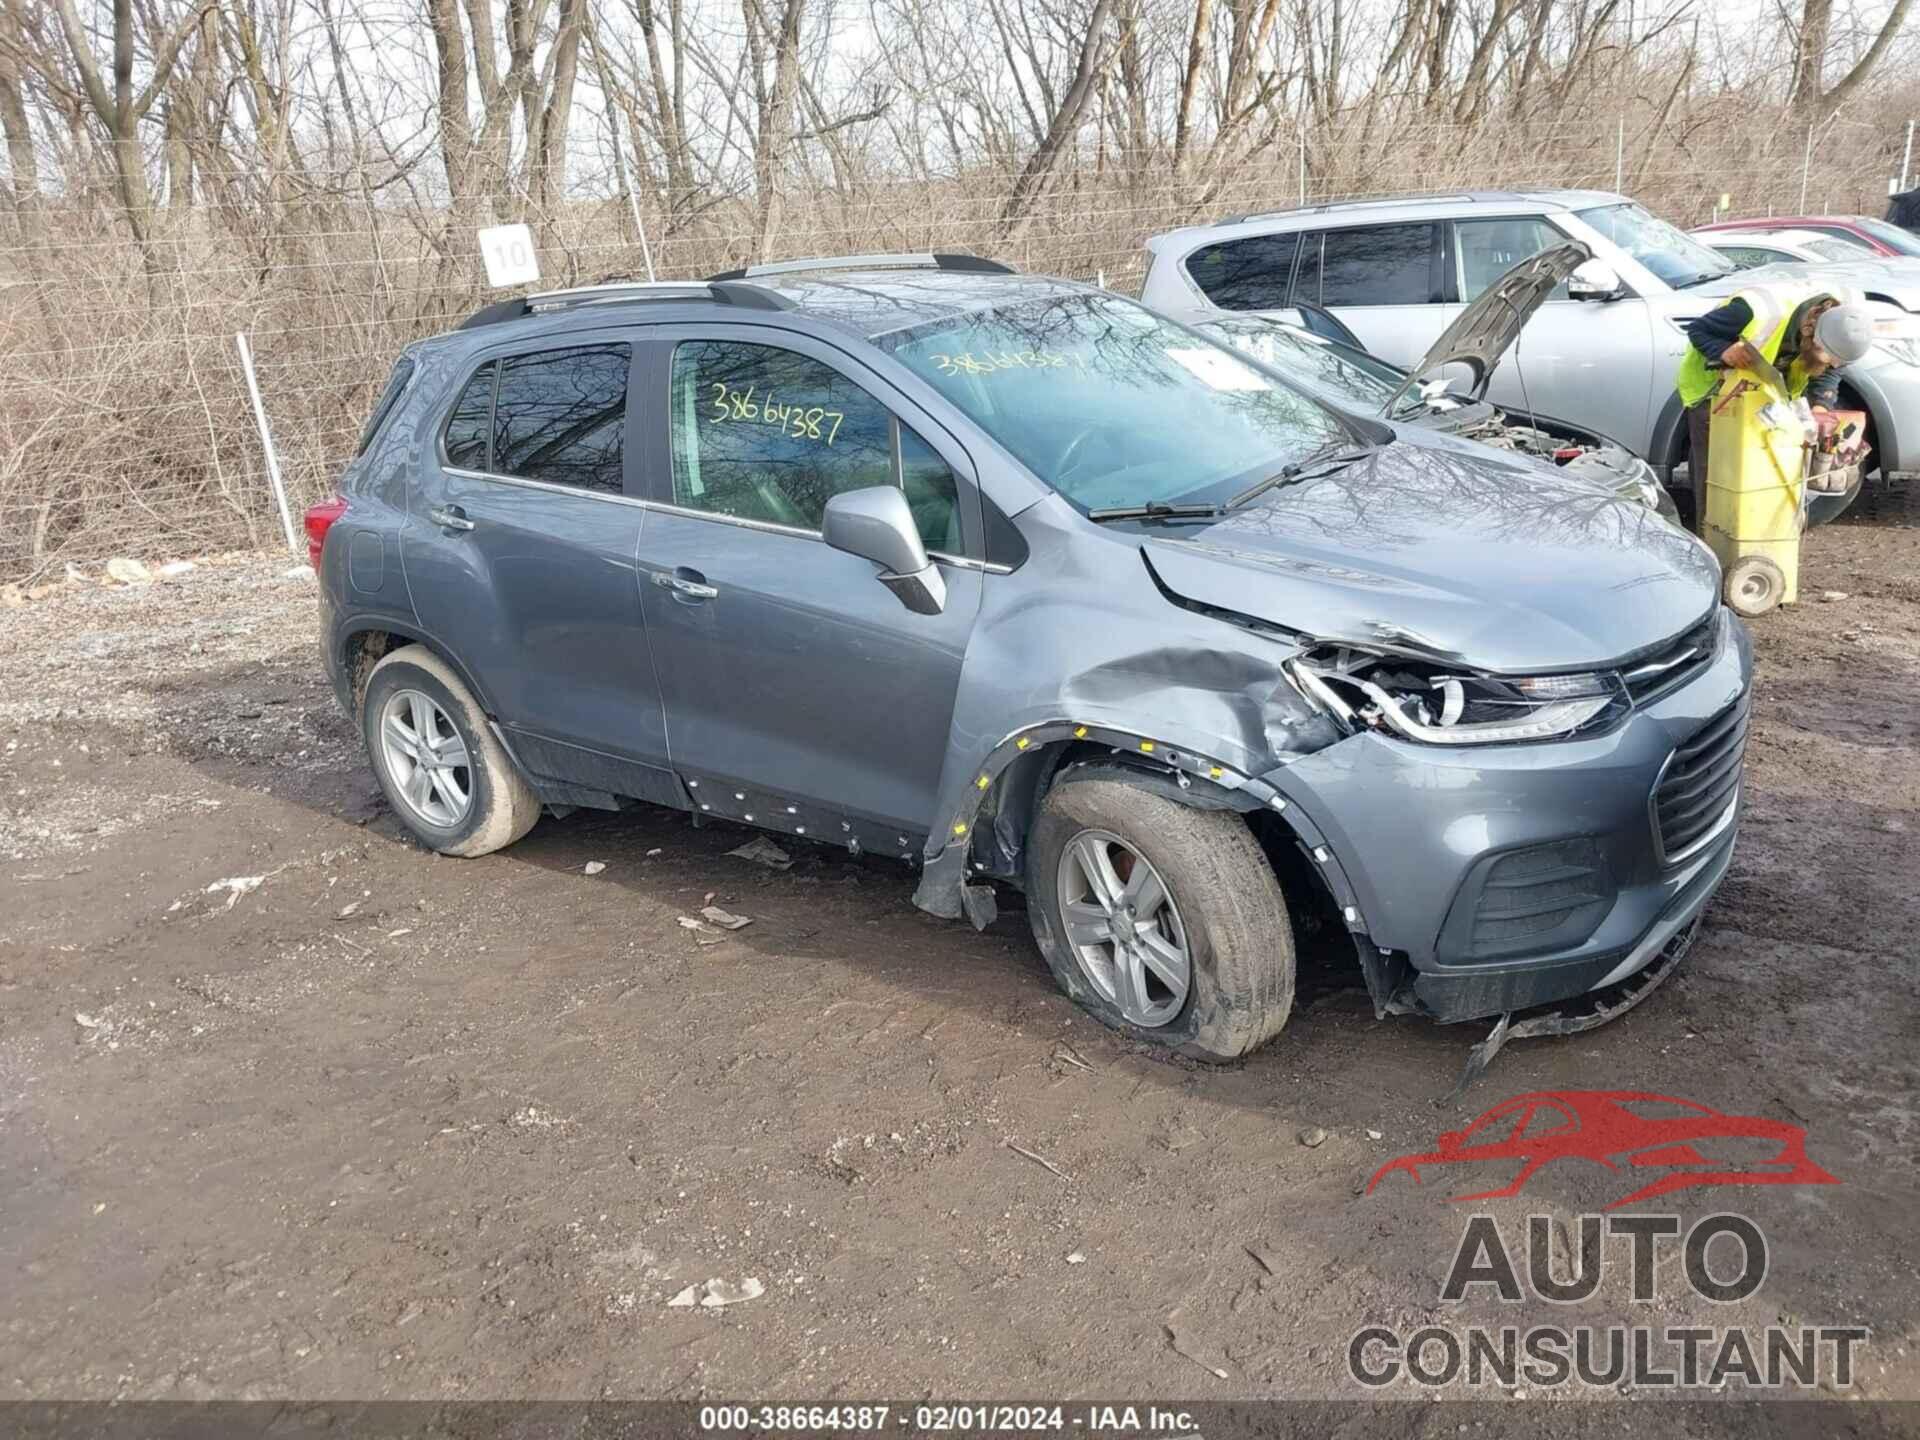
[1141,189,1920,510]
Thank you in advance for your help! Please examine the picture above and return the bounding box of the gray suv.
[313,254,1751,1061]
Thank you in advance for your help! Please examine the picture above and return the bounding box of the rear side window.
[441,345,632,494]
[356,357,416,456]
[668,340,960,551]
[1304,224,1436,306]
[1184,233,1299,310]
[492,344,630,493]
[443,362,495,470]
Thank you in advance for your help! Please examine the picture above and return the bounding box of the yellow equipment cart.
[1701,363,1812,617]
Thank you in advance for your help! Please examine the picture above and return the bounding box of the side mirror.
[822,486,947,616]
[1567,259,1623,302]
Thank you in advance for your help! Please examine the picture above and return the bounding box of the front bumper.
[1268,609,1751,1022]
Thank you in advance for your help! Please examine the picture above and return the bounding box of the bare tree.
[0,0,41,205]
[998,0,1115,242]
[41,0,213,258]
[1799,0,1917,113]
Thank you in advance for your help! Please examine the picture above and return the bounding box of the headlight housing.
[1291,648,1629,746]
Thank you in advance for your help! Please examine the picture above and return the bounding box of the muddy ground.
[1,491,1916,1417]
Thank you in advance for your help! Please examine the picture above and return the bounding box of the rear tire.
[362,644,540,857]
[1025,769,1295,1061]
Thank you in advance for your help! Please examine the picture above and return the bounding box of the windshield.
[1577,202,1736,289]
[881,293,1348,510]
[1191,316,1409,413]
[1855,218,1920,256]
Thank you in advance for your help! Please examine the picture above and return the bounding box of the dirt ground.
[2,490,1916,1414]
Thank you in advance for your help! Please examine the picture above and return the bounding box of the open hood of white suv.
[1387,242,1593,409]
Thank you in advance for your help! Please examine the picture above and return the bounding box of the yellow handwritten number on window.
[708,382,843,446]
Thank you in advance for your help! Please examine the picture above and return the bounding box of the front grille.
[1623,611,1719,704]
[1654,694,1749,860]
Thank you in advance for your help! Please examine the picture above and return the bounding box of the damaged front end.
[1289,645,1631,748]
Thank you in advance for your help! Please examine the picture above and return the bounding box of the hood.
[1140,435,1717,673]
[1386,241,1593,409]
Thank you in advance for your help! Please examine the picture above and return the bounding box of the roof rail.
[706,252,1016,281]
[457,279,792,330]
[1217,192,1488,226]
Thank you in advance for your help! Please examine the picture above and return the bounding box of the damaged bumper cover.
[1265,609,1751,1024]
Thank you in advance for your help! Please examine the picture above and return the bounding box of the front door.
[401,333,677,804]
[633,327,983,838]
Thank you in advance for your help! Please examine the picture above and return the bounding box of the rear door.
[632,325,984,840]
[401,333,677,806]
[1296,221,1447,363]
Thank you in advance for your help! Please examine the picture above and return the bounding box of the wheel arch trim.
[335,616,501,720]
[910,718,1373,943]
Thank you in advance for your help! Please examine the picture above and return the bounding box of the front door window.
[667,340,960,552]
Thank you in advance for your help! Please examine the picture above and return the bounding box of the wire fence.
[1,108,1913,582]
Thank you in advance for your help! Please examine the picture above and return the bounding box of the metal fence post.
[1799,125,1815,212]
[234,332,300,556]
[1902,119,1915,192]
[1615,117,1625,192]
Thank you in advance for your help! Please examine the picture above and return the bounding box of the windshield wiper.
[1086,501,1222,523]
[1226,444,1376,510]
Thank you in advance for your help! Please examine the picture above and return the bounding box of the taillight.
[304,496,347,570]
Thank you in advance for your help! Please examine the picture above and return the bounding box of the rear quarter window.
[443,362,496,471]
[1184,232,1299,310]
[356,357,416,456]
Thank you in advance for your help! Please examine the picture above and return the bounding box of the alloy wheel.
[379,688,472,828]
[1054,829,1191,1027]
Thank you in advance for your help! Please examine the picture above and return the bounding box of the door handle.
[429,505,474,532]
[652,568,718,600]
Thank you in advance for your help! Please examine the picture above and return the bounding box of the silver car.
[1163,245,1679,523]
[1141,189,1920,516]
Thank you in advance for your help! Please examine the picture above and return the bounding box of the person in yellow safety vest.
[1675,281,1875,526]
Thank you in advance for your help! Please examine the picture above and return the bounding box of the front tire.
[1025,770,1295,1061]
[362,644,540,857]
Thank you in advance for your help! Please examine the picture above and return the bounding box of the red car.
[1367,1090,1839,1209]
[1694,214,1920,259]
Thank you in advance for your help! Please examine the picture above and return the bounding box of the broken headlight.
[1291,648,1628,746]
